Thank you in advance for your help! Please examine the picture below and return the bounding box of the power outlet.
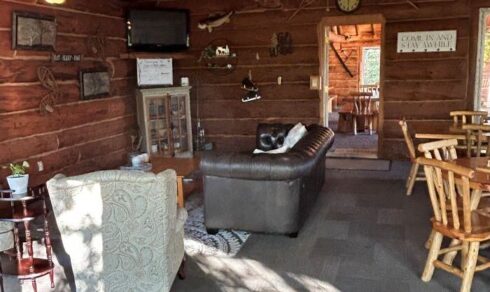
[37,161,44,172]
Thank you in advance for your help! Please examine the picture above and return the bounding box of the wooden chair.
[450,111,487,132]
[351,92,377,135]
[398,119,425,196]
[462,124,490,158]
[417,157,490,292]
[418,139,459,161]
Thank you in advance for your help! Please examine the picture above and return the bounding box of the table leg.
[177,176,184,208]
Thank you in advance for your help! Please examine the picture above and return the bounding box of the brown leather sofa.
[201,123,335,237]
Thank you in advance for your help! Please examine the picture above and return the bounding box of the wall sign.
[397,30,457,53]
[52,54,81,62]
[137,58,173,87]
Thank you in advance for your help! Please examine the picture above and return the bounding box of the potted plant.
[7,161,30,197]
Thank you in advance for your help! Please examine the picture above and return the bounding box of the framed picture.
[79,70,111,100]
[12,11,56,51]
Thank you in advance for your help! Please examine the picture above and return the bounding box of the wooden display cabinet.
[136,87,193,158]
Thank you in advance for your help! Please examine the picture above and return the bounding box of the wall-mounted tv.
[127,9,190,52]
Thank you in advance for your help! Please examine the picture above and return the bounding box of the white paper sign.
[397,30,457,53]
[137,58,173,86]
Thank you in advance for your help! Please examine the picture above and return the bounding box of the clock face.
[336,0,361,13]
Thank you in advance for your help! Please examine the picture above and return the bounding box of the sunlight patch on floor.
[194,256,341,292]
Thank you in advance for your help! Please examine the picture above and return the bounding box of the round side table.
[0,189,54,292]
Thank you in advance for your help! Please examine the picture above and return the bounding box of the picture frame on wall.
[12,11,56,51]
[79,69,111,100]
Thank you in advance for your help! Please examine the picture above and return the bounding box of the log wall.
[152,0,486,159]
[0,0,136,187]
[1,0,488,186]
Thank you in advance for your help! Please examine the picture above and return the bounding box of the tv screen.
[127,9,190,52]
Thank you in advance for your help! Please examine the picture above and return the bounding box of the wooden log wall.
[329,24,382,98]
[152,0,486,159]
[0,0,136,187]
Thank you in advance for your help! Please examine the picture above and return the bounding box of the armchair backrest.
[46,169,178,292]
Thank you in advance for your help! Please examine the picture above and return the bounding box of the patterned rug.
[184,194,250,257]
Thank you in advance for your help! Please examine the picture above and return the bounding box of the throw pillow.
[253,145,289,154]
[284,123,307,148]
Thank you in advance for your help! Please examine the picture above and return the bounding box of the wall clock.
[336,0,361,13]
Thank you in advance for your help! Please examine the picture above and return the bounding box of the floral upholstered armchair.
[46,169,187,292]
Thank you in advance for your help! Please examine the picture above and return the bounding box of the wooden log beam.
[329,43,354,78]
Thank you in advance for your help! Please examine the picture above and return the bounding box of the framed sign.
[137,58,173,87]
[397,30,457,53]
[12,11,56,51]
[52,54,82,62]
[80,70,110,100]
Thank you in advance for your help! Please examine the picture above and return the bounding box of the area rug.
[184,194,250,257]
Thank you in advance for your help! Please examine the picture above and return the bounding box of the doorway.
[319,15,385,159]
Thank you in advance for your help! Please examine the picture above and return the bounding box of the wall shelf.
[120,52,195,60]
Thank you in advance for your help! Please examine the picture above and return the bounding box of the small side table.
[151,156,201,208]
[0,189,54,292]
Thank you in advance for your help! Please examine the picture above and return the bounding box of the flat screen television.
[127,9,190,52]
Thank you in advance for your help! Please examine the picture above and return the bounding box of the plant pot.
[6,174,29,197]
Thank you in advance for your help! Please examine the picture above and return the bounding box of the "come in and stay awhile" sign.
[397,30,457,53]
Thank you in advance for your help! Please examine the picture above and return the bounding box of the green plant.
[9,161,29,176]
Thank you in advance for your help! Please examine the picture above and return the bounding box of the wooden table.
[151,156,201,208]
[453,157,490,192]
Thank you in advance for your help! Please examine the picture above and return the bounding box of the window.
[361,47,380,85]
[475,9,490,112]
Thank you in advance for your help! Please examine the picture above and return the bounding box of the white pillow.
[284,123,307,148]
[253,145,289,154]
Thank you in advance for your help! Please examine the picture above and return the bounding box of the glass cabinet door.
[170,94,188,154]
[146,96,171,156]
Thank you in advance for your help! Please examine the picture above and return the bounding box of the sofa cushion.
[284,123,307,148]
[256,123,294,151]
[253,145,289,154]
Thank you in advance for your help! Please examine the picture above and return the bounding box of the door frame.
[317,14,386,157]
[474,8,490,110]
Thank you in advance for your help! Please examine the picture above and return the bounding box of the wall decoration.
[397,30,457,53]
[12,11,56,51]
[137,58,173,87]
[86,27,106,59]
[198,11,234,33]
[330,43,354,77]
[335,0,361,14]
[37,66,60,114]
[79,70,110,100]
[198,39,237,75]
[241,70,261,103]
[51,54,82,62]
[270,32,293,57]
